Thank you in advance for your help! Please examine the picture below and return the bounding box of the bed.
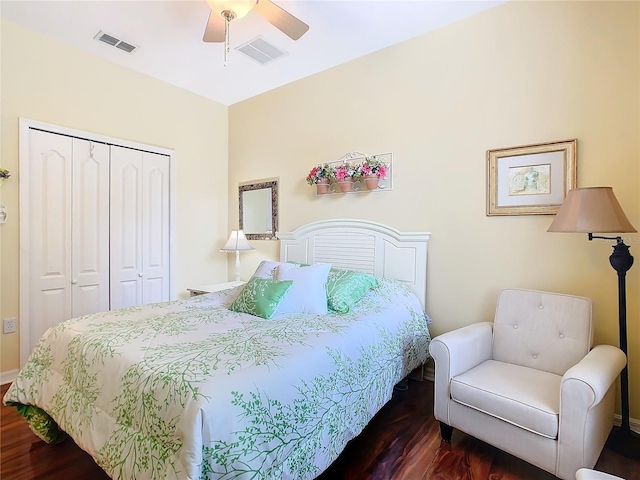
[4,219,431,480]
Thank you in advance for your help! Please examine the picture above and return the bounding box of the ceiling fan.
[203,1,309,64]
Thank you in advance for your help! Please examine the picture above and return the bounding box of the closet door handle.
[138,273,143,278]
[71,279,78,284]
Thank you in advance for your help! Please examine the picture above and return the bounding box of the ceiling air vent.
[236,36,287,65]
[94,30,139,54]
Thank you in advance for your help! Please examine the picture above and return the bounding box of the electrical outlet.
[3,318,17,334]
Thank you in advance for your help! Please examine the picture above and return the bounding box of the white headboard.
[279,219,430,309]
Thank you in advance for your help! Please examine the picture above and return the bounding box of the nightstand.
[187,281,247,297]
[187,281,246,297]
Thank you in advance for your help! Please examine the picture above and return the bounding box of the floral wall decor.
[305,152,392,196]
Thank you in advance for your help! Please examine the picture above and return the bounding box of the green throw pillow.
[326,269,380,313]
[229,277,293,319]
[14,404,67,444]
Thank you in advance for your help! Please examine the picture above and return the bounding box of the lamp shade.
[548,187,637,233]
[220,229,255,252]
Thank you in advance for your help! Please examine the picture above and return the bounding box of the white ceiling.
[1,0,505,106]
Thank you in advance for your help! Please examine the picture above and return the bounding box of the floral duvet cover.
[4,279,431,480]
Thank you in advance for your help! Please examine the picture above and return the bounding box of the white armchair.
[429,288,626,480]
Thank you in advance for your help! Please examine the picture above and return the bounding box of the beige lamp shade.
[548,187,637,234]
[221,229,255,252]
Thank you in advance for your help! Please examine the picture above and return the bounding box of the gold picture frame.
[487,139,577,216]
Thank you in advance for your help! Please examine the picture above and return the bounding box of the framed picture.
[487,139,577,216]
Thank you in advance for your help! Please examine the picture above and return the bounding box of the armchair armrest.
[429,322,493,423]
[557,345,626,479]
[561,345,626,405]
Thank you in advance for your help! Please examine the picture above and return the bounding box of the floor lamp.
[548,187,638,458]
[221,229,254,283]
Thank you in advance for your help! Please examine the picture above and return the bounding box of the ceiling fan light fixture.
[207,0,257,20]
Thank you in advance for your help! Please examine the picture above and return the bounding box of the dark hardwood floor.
[2,380,638,480]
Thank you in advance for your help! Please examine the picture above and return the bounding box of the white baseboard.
[0,369,18,385]
[422,366,639,433]
[613,414,640,434]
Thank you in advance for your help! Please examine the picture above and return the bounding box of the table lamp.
[548,186,638,457]
[221,229,254,282]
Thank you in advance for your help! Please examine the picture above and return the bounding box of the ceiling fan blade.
[253,0,309,40]
[203,10,226,42]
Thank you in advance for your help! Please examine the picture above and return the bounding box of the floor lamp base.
[606,426,640,460]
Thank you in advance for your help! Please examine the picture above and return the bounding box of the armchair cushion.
[493,289,592,376]
[451,360,561,438]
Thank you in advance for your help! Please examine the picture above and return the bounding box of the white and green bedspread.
[4,278,431,480]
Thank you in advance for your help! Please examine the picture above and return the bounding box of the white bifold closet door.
[28,130,110,343]
[110,146,170,309]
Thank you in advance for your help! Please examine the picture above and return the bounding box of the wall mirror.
[239,180,278,240]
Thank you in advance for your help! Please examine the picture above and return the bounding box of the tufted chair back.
[492,289,593,376]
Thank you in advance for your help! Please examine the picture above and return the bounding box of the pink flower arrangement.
[358,156,388,179]
[306,163,335,185]
[335,163,359,182]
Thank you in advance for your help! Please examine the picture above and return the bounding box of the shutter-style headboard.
[279,219,430,309]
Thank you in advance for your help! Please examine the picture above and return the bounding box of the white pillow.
[274,262,331,315]
[252,261,284,279]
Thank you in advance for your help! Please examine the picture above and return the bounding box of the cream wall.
[229,1,640,417]
[0,20,230,374]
